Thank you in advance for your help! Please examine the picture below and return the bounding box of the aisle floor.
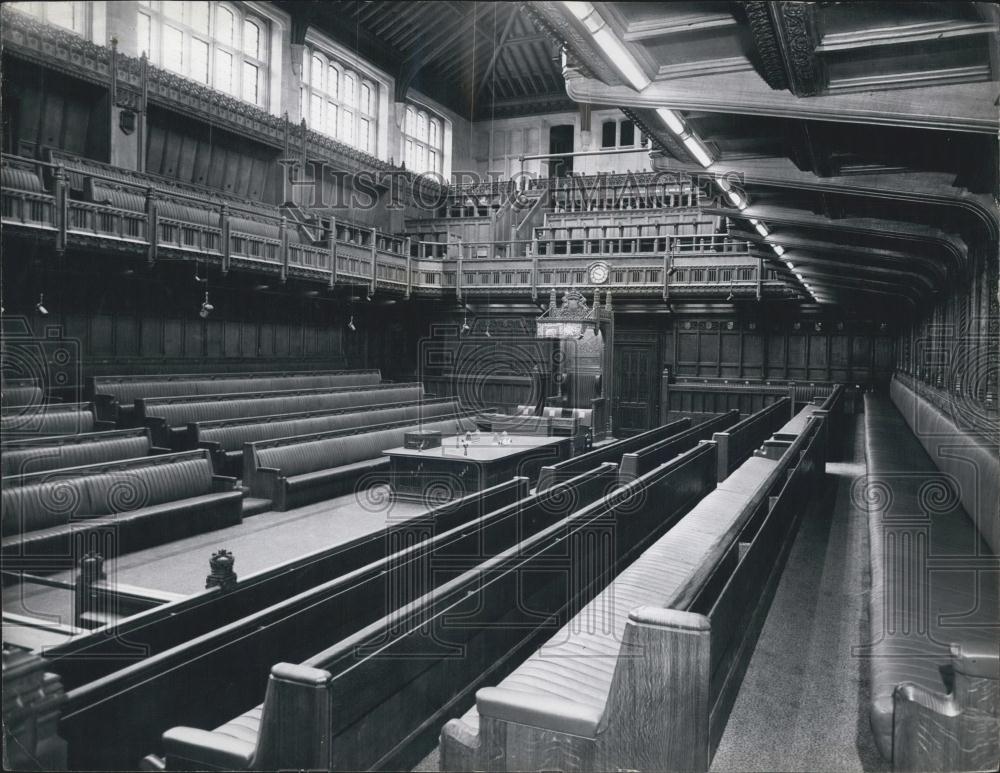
[711,413,889,772]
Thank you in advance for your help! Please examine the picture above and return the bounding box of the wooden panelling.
[665,317,895,384]
[145,107,280,203]
[2,56,109,160]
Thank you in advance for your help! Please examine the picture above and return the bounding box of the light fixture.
[785,261,796,270]
[772,244,785,256]
[347,315,356,332]
[199,292,213,318]
[682,135,713,168]
[725,189,747,209]
[35,293,48,316]
[461,315,471,334]
[564,2,650,91]
[794,272,804,280]
[366,292,372,301]
[655,107,685,135]
[194,264,208,284]
[754,222,770,237]
[484,321,492,338]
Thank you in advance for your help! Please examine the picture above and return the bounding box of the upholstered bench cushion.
[285,458,389,491]
[3,490,243,558]
[864,393,999,759]
[1,409,95,436]
[212,705,263,747]
[460,455,779,731]
[1,435,151,476]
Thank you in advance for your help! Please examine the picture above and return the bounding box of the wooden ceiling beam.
[475,6,520,100]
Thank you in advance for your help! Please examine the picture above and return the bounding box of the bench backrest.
[537,418,691,491]
[64,466,616,769]
[889,375,1000,555]
[712,398,791,480]
[1,451,215,537]
[1,428,153,477]
[252,416,476,478]
[245,444,719,770]
[0,403,95,438]
[90,369,381,404]
[195,398,458,452]
[139,384,424,426]
[620,410,738,481]
[45,477,530,691]
[484,414,553,436]
[1,383,43,407]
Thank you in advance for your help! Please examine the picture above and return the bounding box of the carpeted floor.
[711,413,888,772]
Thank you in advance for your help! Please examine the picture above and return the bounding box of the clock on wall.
[588,261,610,284]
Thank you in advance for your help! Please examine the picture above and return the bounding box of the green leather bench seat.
[249,416,476,510]
[194,399,457,475]
[1,451,241,559]
[0,403,99,439]
[1,384,43,407]
[863,387,998,761]
[90,370,381,422]
[1,428,156,476]
[140,384,424,447]
[444,453,779,738]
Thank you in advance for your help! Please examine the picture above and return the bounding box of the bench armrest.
[150,446,172,455]
[94,420,116,431]
[476,687,602,738]
[211,475,238,492]
[161,726,256,770]
[952,642,1000,679]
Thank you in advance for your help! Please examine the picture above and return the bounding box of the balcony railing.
[2,154,800,301]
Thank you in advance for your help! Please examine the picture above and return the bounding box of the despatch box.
[404,431,442,450]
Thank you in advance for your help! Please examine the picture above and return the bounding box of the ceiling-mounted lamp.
[772,244,785,256]
[682,135,713,168]
[564,2,651,91]
[785,261,795,270]
[199,291,214,318]
[194,264,208,284]
[484,321,492,338]
[461,315,471,335]
[726,283,735,302]
[35,293,48,316]
[655,107,685,135]
[347,315,356,332]
[754,221,770,238]
[365,292,372,302]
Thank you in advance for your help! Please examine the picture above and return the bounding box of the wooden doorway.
[613,341,658,436]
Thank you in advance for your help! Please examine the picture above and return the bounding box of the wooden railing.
[2,154,797,301]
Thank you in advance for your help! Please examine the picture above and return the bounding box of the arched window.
[301,44,379,155]
[135,1,269,107]
[403,104,444,175]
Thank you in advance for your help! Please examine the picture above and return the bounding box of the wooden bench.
[1,451,241,564]
[619,410,738,483]
[137,383,425,448]
[1,428,166,477]
[863,381,998,771]
[0,403,112,440]
[190,397,458,477]
[244,414,478,510]
[41,478,528,695]
[153,446,717,771]
[711,398,791,481]
[440,412,828,772]
[536,418,690,491]
[89,369,381,424]
[55,468,614,769]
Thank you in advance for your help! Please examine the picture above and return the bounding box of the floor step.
[242,497,273,517]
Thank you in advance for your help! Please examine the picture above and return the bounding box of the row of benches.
[863,376,998,771]
[149,399,835,770]
[89,369,383,425]
[35,398,801,768]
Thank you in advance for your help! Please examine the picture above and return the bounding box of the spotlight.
[347,315,356,332]
[199,292,214,318]
[35,293,48,316]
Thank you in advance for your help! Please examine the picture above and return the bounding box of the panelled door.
[613,341,658,436]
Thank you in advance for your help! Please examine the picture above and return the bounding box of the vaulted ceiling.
[277,0,576,117]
